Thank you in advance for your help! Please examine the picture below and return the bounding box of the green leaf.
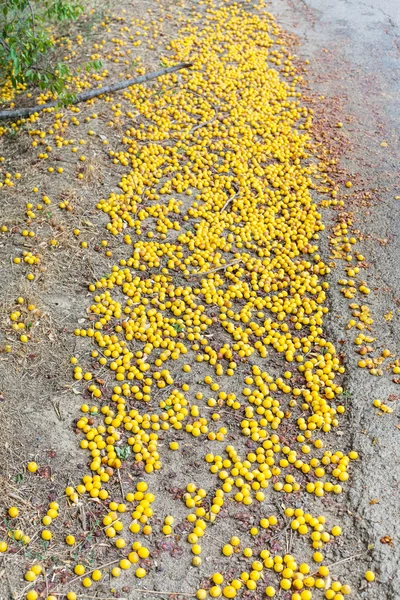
[0,0,83,94]
[115,446,131,461]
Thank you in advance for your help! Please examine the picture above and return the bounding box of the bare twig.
[0,37,10,52]
[53,587,193,598]
[130,590,194,597]
[311,550,369,576]
[64,559,121,586]
[8,492,32,506]
[6,532,40,560]
[286,525,293,554]
[117,469,124,499]
[323,550,369,570]
[221,184,240,211]
[187,258,243,278]
[221,191,239,212]
[204,530,227,545]
[49,596,128,599]
[50,398,62,421]
[79,504,87,532]
[0,63,192,121]
[189,90,219,133]
[191,104,218,133]
[27,0,36,36]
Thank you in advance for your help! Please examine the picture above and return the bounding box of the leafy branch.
[0,0,85,101]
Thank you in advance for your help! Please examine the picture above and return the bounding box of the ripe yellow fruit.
[280,579,291,590]
[136,482,148,492]
[27,462,38,473]
[222,586,236,598]
[137,546,150,559]
[11,529,23,541]
[92,570,102,581]
[135,567,146,578]
[365,571,375,582]
[222,544,233,556]
[8,507,19,518]
[74,564,85,576]
[313,551,324,562]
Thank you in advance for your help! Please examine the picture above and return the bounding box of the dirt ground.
[0,0,399,599]
[266,1,400,598]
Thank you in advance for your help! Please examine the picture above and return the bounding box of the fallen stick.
[187,258,243,278]
[0,62,192,121]
[189,89,219,133]
[50,592,193,599]
[49,597,128,599]
[65,559,121,586]
[190,102,218,133]
[323,550,369,570]
[311,550,369,576]
[221,184,240,211]
[130,590,194,597]
[221,191,239,212]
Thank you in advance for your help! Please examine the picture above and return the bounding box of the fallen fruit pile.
[0,1,382,598]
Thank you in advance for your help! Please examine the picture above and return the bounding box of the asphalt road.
[268,0,400,597]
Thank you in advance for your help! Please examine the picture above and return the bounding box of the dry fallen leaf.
[380,536,393,545]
